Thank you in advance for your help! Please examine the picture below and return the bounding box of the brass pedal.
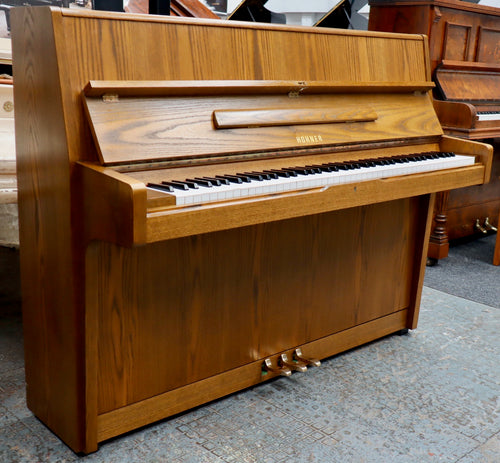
[279,353,307,372]
[484,217,498,232]
[293,348,321,367]
[475,218,487,234]
[262,358,292,377]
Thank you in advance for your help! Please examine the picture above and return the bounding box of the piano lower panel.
[86,196,428,443]
[96,309,409,443]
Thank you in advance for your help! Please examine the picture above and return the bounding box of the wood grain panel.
[442,23,471,61]
[96,309,409,442]
[11,6,88,452]
[369,0,500,76]
[84,92,441,164]
[92,199,421,413]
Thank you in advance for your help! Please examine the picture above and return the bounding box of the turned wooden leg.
[428,191,450,263]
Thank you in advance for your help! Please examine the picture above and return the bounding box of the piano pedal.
[278,353,307,372]
[484,217,498,233]
[262,358,292,377]
[293,348,321,368]
[475,219,488,234]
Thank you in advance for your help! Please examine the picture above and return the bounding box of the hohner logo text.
[296,135,323,144]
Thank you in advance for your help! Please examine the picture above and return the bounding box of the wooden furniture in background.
[369,0,500,262]
[11,6,492,454]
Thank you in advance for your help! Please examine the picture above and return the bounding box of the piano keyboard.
[477,111,500,121]
[147,152,474,206]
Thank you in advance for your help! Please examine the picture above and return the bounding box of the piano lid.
[83,79,439,166]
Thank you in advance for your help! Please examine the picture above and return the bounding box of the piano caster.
[426,257,438,267]
[293,348,321,368]
[396,328,409,336]
[278,353,307,372]
[484,217,498,233]
[475,219,488,234]
[262,358,292,377]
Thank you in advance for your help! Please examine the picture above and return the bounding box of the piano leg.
[427,191,450,265]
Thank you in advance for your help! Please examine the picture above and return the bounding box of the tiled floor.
[0,237,499,462]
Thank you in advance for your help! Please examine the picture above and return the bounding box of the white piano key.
[477,112,500,121]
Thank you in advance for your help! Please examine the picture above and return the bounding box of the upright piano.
[368,0,500,261]
[11,7,492,453]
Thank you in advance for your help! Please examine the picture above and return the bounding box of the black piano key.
[378,158,394,165]
[161,180,190,191]
[357,161,373,168]
[321,163,340,171]
[250,171,273,180]
[305,164,330,173]
[278,168,299,176]
[292,167,317,175]
[186,177,213,187]
[233,174,252,182]
[200,176,224,186]
[216,174,243,184]
[147,182,175,193]
[237,172,264,181]
[262,169,288,178]
[259,171,278,179]
[182,179,200,189]
[310,164,333,172]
